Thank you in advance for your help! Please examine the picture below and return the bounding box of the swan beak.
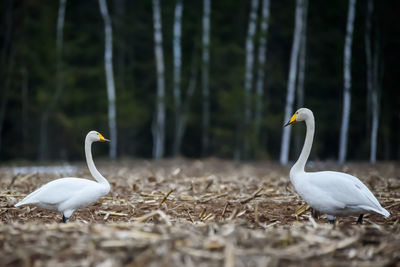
[284,113,297,127]
[99,133,110,142]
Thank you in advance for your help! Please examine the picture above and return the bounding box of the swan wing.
[307,171,387,215]
[16,178,97,206]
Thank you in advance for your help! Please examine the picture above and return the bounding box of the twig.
[221,202,229,218]
[308,215,318,228]
[384,202,400,209]
[224,239,235,267]
[228,208,239,221]
[240,187,264,204]
[159,189,174,207]
[133,210,172,226]
[295,203,310,220]
[199,207,206,220]
[203,179,213,192]
[98,210,128,217]
[186,210,194,223]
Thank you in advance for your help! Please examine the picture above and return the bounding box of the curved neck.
[291,114,315,174]
[85,139,110,186]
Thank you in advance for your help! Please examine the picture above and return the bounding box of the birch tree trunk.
[172,0,183,156]
[254,0,271,138]
[338,0,356,164]
[370,27,381,164]
[99,0,118,159]
[294,0,308,154]
[364,0,373,162]
[201,0,211,157]
[175,54,198,155]
[243,0,259,157]
[39,0,67,160]
[296,0,308,109]
[152,0,166,159]
[280,0,304,165]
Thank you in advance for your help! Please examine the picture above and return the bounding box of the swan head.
[87,131,110,143]
[284,108,313,126]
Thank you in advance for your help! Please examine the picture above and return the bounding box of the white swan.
[15,131,111,223]
[285,108,389,224]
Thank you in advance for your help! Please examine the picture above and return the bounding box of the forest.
[1,1,400,266]
[0,0,399,163]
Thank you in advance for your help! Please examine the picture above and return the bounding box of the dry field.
[0,159,399,266]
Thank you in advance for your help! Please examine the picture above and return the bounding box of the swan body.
[15,131,111,222]
[286,108,389,223]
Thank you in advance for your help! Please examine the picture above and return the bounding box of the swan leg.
[326,214,335,224]
[356,214,363,224]
[62,215,69,223]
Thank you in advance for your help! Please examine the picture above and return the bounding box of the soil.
[0,159,399,266]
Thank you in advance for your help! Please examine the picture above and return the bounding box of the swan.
[15,131,111,223]
[285,108,389,224]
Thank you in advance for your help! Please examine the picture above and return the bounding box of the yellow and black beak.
[284,113,297,127]
[99,133,110,142]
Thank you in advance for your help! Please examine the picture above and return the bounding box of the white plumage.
[286,108,389,224]
[15,131,111,223]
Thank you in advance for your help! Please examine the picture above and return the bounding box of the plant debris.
[0,159,399,266]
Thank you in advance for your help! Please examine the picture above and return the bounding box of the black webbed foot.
[356,214,363,224]
[328,219,335,225]
[62,215,69,223]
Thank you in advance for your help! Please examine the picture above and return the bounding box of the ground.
[0,159,399,266]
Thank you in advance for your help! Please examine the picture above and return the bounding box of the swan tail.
[15,200,27,207]
[359,205,390,218]
[15,191,40,207]
[380,207,390,218]
[15,198,34,207]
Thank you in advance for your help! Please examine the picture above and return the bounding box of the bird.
[15,131,111,223]
[285,108,389,224]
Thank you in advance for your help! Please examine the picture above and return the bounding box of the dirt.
[0,159,399,266]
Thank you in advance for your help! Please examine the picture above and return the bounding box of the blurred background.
[0,0,399,163]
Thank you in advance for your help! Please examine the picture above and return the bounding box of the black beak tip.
[284,122,290,127]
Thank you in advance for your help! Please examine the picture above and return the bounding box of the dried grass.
[0,159,399,266]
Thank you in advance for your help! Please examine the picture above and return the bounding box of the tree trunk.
[295,0,308,155]
[201,0,211,157]
[99,0,118,159]
[364,0,373,130]
[175,53,198,156]
[242,0,259,158]
[370,26,381,164]
[338,0,356,164]
[254,0,271,139]
[152,0,166,159]
[280,0,305,165]
[296,0,308,109]
[39,0,67,161]
[364,0,373,162]
[172,0,184,156]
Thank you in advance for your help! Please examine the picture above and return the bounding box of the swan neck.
[85,139,110,186]
[291,115,314,174]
